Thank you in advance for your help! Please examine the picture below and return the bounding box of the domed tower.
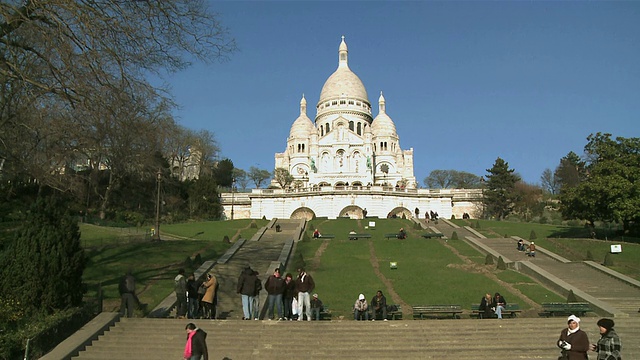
[274,95,316,182]
[371,92,414,187]
[273,37,415,189]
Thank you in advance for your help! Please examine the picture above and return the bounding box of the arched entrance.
[339,205,365,219]
[290,207,316,220]
[387,206,411,219]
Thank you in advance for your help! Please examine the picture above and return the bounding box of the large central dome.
[318,36,369,104]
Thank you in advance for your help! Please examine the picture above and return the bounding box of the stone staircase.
[433,223,640,318]
[72,317,640,359]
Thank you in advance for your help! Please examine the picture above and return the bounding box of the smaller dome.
[290,95,315,138]
[371,91,397,136]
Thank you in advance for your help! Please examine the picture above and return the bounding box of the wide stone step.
[73,318,640,360]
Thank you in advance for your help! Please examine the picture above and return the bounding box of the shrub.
[497,256,507,270]
[475,220,481,229]
[223,235,230,244]
[413,222,421,230]
[184,256,193,267]
[250,220,257,228]
[566,289,578,302]
[529,230,537,240]
[485,254,494,265]
[194,254,202,266]
[451,231,458,240]
[604,253,614,266]
[586,250,594,261]
[450,214,455,220]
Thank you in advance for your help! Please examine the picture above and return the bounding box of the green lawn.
[81,219,267,313]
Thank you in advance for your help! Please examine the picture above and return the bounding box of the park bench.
[422,233,444,239]
[387,304,402,320]
[470,303,521,318]
[384,233,399,239]
[412,305,462,319]
[319,305,331,320]
[348,233,372,240]
[541,302,592,317]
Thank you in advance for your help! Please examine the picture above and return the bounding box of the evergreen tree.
[1,196,85,314]
[483,157,520,220]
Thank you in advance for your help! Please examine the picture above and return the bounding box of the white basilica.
[273,36,416,189]
[222,37,482,220]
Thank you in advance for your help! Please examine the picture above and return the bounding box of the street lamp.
[230,178,236,220]
[154,170,162,241]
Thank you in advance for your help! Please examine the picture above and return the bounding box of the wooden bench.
[470,303,522,318]
[320,305,331,320]
[422,233,444,239]
[541,302,592,317]
[348,233,372,240]
[412,305,462,319]
[384,233,399,239]
[387,305,402,320]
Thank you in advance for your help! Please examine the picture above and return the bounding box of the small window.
[349,121,354,131]
[332,101,338,105]
[349,100,354,105]
[356,101,361,106]
[340,100,346,105]
[357,122,362,135]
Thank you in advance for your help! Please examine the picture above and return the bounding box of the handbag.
[197,284,206,295]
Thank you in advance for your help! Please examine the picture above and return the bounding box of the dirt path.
[310,240,330,272]
[368,240,412,315]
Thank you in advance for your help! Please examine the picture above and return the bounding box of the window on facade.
[332,101,337,105]
[349,100,354,105]
[326,123,330,133]
[320,127,324,136]
[357,122,362,135]
[356,101,361,106]
[349,121,354,131]
[340,100,346,105]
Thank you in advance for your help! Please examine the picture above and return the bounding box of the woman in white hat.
[557,314,590,360]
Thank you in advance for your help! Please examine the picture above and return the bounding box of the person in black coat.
[184,323,208,360]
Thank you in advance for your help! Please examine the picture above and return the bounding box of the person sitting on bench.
[397,228,406,239]
[349,229,357,240]
[517,239,525,251]
[313,229,321,238]
[371,290,388,321]
[354,293,369,321]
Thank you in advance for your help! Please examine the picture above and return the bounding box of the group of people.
[517,239,536,257]
[240,266,320,321]
[353,290,390,321]
[478,292,508,319]
[557,315,622,360]
[174,269,219,320]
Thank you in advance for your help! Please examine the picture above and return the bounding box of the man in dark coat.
[119,271,136,318]
[264,268,285,320]
[237,266,258,320]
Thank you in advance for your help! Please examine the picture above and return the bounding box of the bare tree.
[273,168,293,189]
[540,168,559,195]
[248,166,271,188]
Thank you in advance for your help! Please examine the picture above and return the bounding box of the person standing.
[186,273,200,319]
[264,268,285,320]
[354,293,369,321]
[557,315,590,360]
[184,323,208,360]
[175,269,187,319]
[371,290,387,321]
[237,266,258,320]
[118,271,136,318]
[295,268,315,321]
[590,318,622,360]
[201,273,217,319]
[283,272,296,320]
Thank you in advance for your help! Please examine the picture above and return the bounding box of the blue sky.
[160,1,639,185]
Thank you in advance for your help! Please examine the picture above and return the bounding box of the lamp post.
[230,178,236,220]
[154,170,162,241]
